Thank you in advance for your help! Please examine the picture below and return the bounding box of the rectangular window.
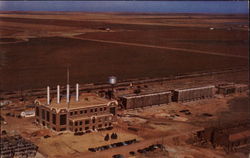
[69,121,73,126]
[35,107,39,116]
[74,111,78,115]
[46,111,50,122]
[85,127,89,130]
[110,107,116,115]
[52,114,56,124]
[42,109,45,119]
[85,120,89,124]
[60,114,67,125]
[100,108,103,111]
[98,124,102,128]
[80,110,83,114]
[79,128,82,131]
[104,107,107,111]
[79,121,82,125]
[84,110,87,113]
[95,108,97,112]
[75,121,78,126]
[70,112,73,116]
[60,128,66,131]
[90,109,93,113]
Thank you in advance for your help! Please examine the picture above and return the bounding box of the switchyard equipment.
[119,91,171,109]
[0,135,38,158]
[172,85,215,102]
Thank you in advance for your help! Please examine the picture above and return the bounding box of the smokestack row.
[57,85,60,104]
[46,83,79,105]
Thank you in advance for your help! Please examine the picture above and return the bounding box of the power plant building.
[119,91,171,109]
[172,85,215,102]
[35,85,117,133]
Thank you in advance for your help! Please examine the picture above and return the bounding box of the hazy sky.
[0,1,248,13]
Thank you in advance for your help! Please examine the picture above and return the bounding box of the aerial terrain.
[0,11,249,158]
[0,12,248,91]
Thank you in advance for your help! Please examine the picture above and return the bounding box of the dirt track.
[70,36,248,59]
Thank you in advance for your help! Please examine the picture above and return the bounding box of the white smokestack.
[57,85,60,104]
[47,86,50,105]
[76,83,79,102]
[66,84,70,103]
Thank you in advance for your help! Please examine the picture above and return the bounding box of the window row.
[74,123,112,132]
[38,109,63,125]
[70,117,111,127]
[70,107,107,116]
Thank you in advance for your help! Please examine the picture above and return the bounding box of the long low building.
[35,85,117,133]
[119,91,171,109]
[172,85,215,102]
[216,83,248,95]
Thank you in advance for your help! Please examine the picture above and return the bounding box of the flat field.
[0,12,248,91]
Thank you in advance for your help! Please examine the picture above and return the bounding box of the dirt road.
[69,36,248,59]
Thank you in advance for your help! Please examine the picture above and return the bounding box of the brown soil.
[0,12,248,92]
[0,36,247,91]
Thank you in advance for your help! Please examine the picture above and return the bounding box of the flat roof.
[229,129,250,142]
[175,85,215,92]
[38,93,110,110]
[120,91,171,99]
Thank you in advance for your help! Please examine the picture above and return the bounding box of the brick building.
[35,85,117,133]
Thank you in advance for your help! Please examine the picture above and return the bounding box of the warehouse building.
[216,83,248,95]
[196,122,250,152]
[35,84,117,133]
[119,91,171,109]
[172,85,215,102]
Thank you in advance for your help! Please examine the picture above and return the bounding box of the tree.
[104,134,109,141]
[111,133,118,139]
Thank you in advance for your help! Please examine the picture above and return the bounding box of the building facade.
[119,91,171,109]
[216,83,248,95]
[196,122,250,152]
[172,85,215,102]
[35,90,117,132]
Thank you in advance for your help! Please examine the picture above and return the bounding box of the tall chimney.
[57,85,60,104]
[66,84,70,103]
[47,86,50,105]
[76,83,79,102]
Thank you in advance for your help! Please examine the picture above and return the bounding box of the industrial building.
[20,110,35,118]
[216,83,248,95]
[119,91,171,109]
[172,85,215,102]
[196,122,250,152]
[35,84,117,132]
